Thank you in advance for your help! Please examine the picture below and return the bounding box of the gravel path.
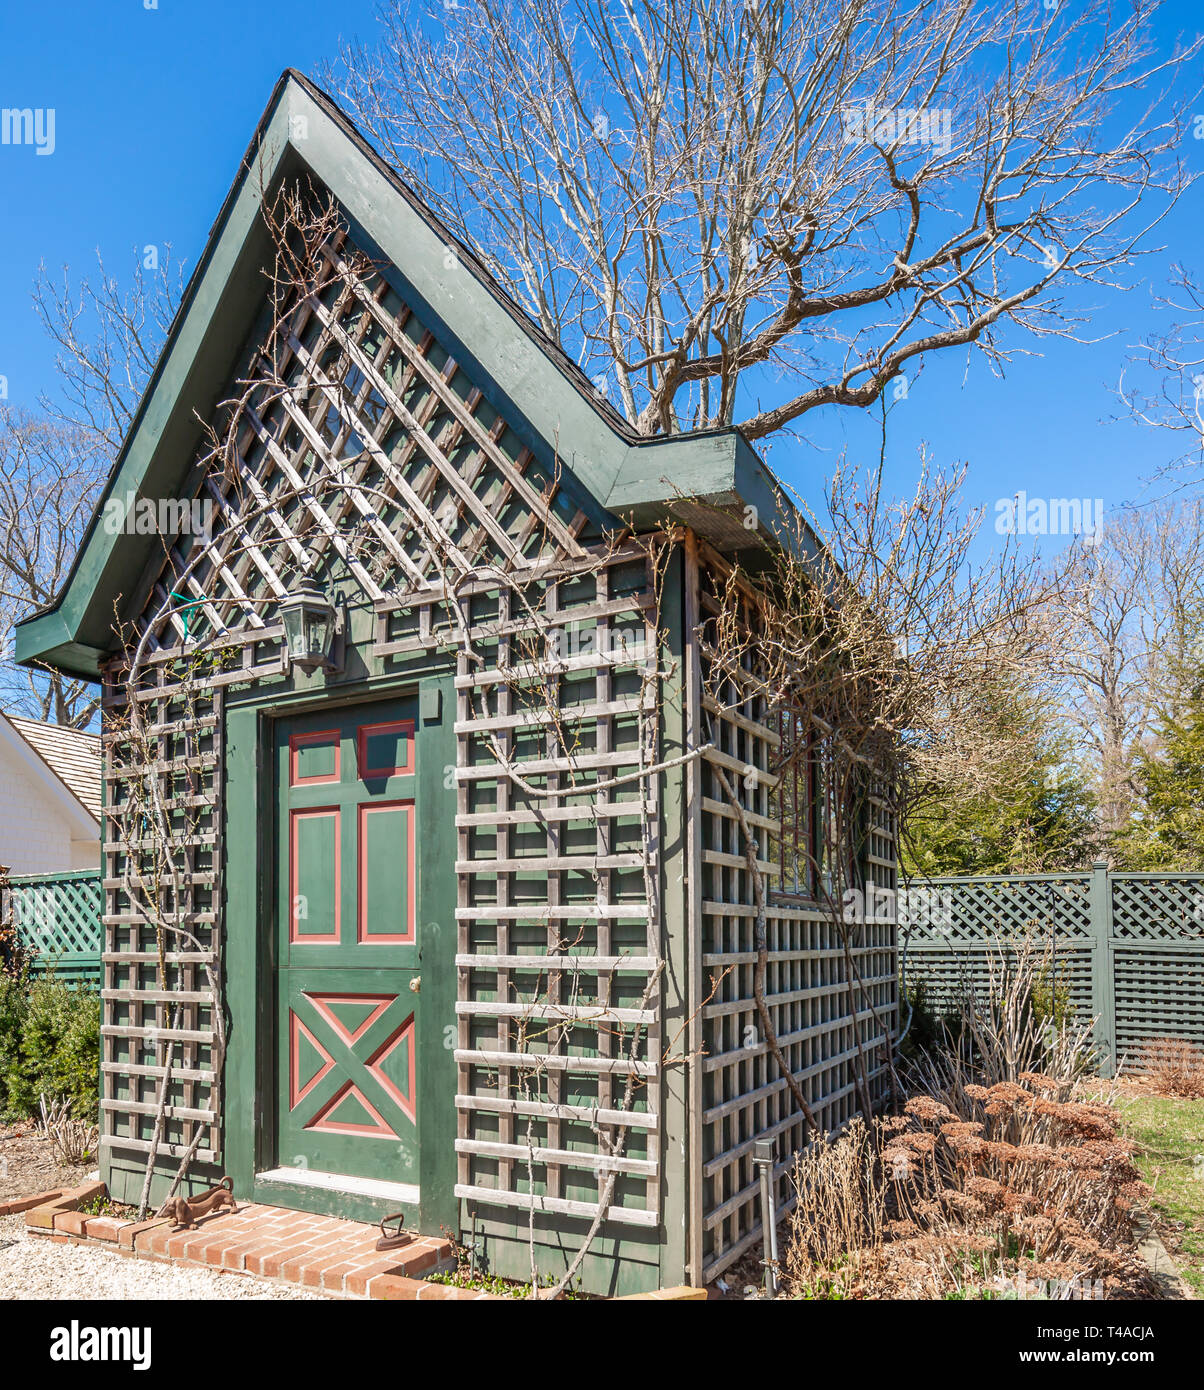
[0,1214,326,1300]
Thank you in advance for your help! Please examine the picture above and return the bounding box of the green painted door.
[275,699,420,1184]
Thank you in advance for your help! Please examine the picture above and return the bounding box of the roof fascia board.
[15,87,295,676]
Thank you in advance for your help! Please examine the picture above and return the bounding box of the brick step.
[24,1188,461,1299]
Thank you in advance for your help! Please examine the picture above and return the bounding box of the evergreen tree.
[1115,667,1204,870]
[903,679,1098,876]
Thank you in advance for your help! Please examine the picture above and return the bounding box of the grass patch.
[1120,1093,1204,1297]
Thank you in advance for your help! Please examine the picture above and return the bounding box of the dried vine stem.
[693,459,1065,1133]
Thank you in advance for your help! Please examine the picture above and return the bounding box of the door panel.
[290,808,341,942]
[274,698,420,1183]
[358,802,415,944]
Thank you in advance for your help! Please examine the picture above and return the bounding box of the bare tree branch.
[326,0,1200,439]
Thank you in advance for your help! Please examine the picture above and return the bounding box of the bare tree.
[33,246,186,454]
[0,249,185,724]
[0,408,105,725]
[1118,265,1204,474]
[328,0,1198,441]
[1051,499,1204,838]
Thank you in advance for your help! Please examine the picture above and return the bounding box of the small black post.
[752,1138,779,1296]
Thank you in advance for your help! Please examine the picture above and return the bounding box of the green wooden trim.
[1088,858,1116,1077]
[7,868,101,885]
[14,92,292,680]
[224,701,266,1197]
[247,1178,410,1227]
[460,1222,664,1297]
[104,1153,222,1209]
[656,546,690,1289]
[416,671,458,1236]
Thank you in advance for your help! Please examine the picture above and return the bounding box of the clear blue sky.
[1,0,1202,540]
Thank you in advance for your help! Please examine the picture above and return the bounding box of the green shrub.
[0,969,30,1117]
[1,975,100,1122]
[898,979,963,1062]
[1030,962,1074,1032]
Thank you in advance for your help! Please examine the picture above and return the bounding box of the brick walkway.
[20,1183,469,1299]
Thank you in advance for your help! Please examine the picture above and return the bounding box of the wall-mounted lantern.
[280,575,343,675]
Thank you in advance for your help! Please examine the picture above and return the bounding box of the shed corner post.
[682,529,705,1288]
[657,534,698,1291]
[1088,858,1115,1078]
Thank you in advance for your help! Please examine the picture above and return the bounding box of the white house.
[0,713,100,875]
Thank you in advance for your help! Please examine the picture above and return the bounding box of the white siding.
[0,736,100,875]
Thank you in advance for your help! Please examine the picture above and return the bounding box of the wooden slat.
[452,1184,657,1226]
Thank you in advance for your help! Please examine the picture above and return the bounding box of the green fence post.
[1088,858,1115,1077]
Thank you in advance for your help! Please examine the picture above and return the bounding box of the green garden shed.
[16,71,897,1296]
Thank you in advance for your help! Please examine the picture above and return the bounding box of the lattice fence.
[5,870,103,986]
[902,865,1204,1074]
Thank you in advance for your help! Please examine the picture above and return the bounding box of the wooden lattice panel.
[1110,875,1204,942]
[447,543,664,1228]
[1114,948,1204,1062]
[687,541,898,1284]
[899,874,1094,947]
[126,225,591,667]
[99,669,227,1167]
[7,871,103,986]
[904,941,1097,1023]
[906,868,1204,1076]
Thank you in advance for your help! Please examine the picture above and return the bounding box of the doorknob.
[409,976,421,993]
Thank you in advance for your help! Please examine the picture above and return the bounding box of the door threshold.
[257,1166,420,1205]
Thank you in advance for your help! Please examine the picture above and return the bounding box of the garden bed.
[0,1123,94,1207]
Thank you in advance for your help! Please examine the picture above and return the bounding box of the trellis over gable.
[16,69,897,1295]
[120,222,601,662]
[15,69,790,684]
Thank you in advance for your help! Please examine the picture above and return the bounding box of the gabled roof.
[16,69,792,682]
[0,713,101,833]
[7,716,102,819]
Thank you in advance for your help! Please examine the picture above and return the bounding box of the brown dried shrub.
[1134,1036,1204,1099]
[780,949,1154,1300]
